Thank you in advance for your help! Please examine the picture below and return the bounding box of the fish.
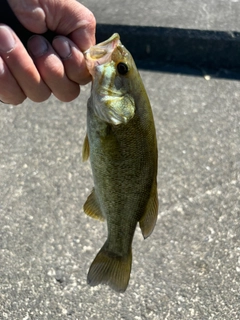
[82,33,158,292]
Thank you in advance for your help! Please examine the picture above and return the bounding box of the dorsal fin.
[83,188,105,221]
[139,181,158,239]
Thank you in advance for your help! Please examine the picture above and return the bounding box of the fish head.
[84,33,137,125]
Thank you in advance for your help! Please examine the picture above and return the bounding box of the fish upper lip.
[84,33,120,66]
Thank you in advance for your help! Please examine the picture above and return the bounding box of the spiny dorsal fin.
[139,181,158,239]
[82,134,90,162]
[83,188,105,221]
[87,241,132,293]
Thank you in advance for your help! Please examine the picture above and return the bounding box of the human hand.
[0,0,96,105]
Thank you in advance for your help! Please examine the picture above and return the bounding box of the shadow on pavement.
[96,23,240,80]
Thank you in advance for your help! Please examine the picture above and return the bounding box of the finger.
[28,35,80,102]
[52,36,91,85]
[66,6,96,51]
[7,0,47,33]
[8,0,96,51]
[42,1,96,51]
[0,25,51,102]
[0,56,26,105]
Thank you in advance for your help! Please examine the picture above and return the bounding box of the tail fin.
[87,242,132,293]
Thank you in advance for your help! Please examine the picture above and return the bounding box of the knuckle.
[31,90,51,103]
[85,10,96,33]
[0,91,26,105]
[78,74,92,86]
[54,85,80,102]
[11,96,27,105]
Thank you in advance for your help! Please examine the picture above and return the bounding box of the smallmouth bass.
[83,33,158,292]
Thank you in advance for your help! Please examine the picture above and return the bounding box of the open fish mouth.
[84,33,135,125]
[84,33,121,73]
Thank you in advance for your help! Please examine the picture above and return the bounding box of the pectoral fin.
[83,188,105,221]
[139,181,158,239]
[82,134,90,162]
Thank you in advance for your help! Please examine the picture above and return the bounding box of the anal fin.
[139,181,158,239]
[83,188,105,221]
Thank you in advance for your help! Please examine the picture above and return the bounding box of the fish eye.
[117,62,129,75]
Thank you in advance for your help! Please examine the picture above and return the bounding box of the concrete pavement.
[0,1,240,319]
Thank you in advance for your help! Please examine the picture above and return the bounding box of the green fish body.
[83,34,158,292]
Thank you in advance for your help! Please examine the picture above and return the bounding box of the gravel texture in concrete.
[0,0,240,319]
[0,71,239,319]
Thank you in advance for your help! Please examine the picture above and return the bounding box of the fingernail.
[0,26,16,52]
[52,37,72,59]
[28,35,48,57]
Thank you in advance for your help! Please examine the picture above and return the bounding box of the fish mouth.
[84,33,121,74]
